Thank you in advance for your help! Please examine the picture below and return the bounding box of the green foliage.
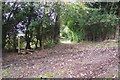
[44,40,55,48]
[2,2,119,51]
[60,3,87,42]
[61,2,119,42]
[2,2,61,51]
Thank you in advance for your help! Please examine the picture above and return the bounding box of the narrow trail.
[2,41,119,78]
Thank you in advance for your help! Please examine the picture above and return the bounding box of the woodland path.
[2,40,119,78]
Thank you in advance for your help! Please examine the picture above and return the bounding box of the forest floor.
[2,40,119,78]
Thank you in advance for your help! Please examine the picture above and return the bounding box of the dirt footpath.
[2,41,119,78]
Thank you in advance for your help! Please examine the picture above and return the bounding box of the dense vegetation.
[2,2,61,51]
[61,2,119,42]
[2,2,120,51]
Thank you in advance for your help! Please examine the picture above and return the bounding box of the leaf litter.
[2,40,119,78]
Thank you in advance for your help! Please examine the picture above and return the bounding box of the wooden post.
[116,25,119,40]
[17,32,25,54]
[18,36,21,54]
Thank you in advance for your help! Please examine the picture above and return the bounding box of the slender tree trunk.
[26,36,31,49]
[25,18,31,49]
[13,32,17,52]
[36,26,40,49]
[116,4,120,40]
[35,39,38,49]
[39,36,42,49]
[2,27,7,49]
[54,2,61,43]
[116,24,119,40]
[39,27,43,49]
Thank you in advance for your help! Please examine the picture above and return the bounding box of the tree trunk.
[36,26,41,49]
[2,28,7,49]
[39,27,43,49]
[13,32,17,52]
[25,27,31,49]
[54,2,61,43]
[25,13,32,49]
[35,39,38,49]
[39,35,42,49]
[116,25,119,40]
[26,39,31,49]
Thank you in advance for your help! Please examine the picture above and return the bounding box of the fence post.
[18,36,21,53]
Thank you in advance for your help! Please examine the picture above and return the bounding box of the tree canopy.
[2,2,120,51]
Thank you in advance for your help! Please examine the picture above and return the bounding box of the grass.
[35,72,56,78]
[60,38,78,44]
[2,68,11,78]
[60,39,118,48]
[80,40,118,48]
